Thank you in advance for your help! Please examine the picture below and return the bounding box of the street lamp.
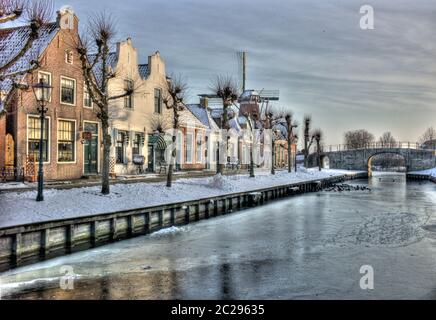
[32,79,53,202]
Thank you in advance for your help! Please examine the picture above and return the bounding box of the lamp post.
[32,79,53,202]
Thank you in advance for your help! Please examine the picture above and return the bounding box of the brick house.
[0,7,102,181]
[0,107,5,171]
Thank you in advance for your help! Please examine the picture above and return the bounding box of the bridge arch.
[367,152,407,177]
[309,146,435,173]
[320,155,330,169]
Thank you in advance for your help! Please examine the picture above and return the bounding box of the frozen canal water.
[1,174,436,299]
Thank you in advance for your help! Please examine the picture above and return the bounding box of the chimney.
[200,96,209,109]
[57,6,76,30]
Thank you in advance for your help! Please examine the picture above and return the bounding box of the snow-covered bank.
[0,169,362,228]
[409,167,436,178]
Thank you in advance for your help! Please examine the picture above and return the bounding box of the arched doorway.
[367,152,406,177]
[320,155,330,169]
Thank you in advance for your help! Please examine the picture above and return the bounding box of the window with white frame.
[83,84,92,108]
[124,80,134,108]
[57,120,75,162]
[196,133,203,163]
[61,77,76,105]
[154,88,162,114]
[176,131,182,166]
[28,116,49,162]
[132,133,142,155]
[65,50,73,64]
[116,131,127,164]
[185,132,193,163]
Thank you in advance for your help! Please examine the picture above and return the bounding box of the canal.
[1,173,435,299]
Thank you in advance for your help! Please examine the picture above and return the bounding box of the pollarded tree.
[211,75,239,174]
[163,75,187,188]
[312,129,323,171]
[0,0,53,79]
[303,115,314,168]
[76,13,136,195]
[285,113,298,173]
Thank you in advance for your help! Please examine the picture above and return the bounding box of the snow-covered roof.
[0,22,59,93]
[210,107,237,120]
[186,104,220,131]
[272,122,288,140]
[179,107,208,129]
[239,89,259,102]
[138,64,149,79]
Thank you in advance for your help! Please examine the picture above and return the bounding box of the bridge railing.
[325,142,436,152]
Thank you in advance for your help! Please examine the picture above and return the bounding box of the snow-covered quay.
[0,169,360,229]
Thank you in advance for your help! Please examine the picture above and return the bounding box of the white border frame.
[60,75,77,106]
[26,114,51,164]
[56,118,77,164]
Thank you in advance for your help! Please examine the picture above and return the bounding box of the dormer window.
[65,50,73,64]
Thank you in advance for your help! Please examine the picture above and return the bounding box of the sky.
[52,0,436,145]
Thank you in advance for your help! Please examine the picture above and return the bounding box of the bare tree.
[378,131,396,147]
[163,75,187,188]
[303,115,314,168]
[0,0,53,79]
[263,106,288,175]
[148,113,171,134]
[285,113,298,173]
[419,127,436,149]
[344,129,375,149]
[76,13,135,195]
[210,75,239,174]
[312,129,323,171]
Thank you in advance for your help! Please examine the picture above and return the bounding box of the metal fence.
[325,142,436,152]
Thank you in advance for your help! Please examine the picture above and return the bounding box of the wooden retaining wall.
[406,173,436,184]
[0,172,367,272]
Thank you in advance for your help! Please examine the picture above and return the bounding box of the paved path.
[0,168,270,193]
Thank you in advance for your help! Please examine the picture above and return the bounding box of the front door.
[84,122,99,175]
[147,145,155,172]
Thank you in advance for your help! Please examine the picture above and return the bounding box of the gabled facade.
[92,38,171,175]
[0,7,102,181]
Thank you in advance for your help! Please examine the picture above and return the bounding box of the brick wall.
[12,13,101,181]
[0,114,5,169]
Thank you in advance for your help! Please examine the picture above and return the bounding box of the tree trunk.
[287,138,292,173]
[249,145,255,178]
[217,130,227,175]
[317,141,321,171]
[304,135,308,168]
[101,123,111,195]
[271,140,276,175]
[216,142,221,174]
[167,134,176,187]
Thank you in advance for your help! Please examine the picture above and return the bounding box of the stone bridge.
[307,144,436,175]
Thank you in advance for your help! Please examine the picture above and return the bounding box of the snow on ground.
[410,167,436,177]
[0,169,361,228]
